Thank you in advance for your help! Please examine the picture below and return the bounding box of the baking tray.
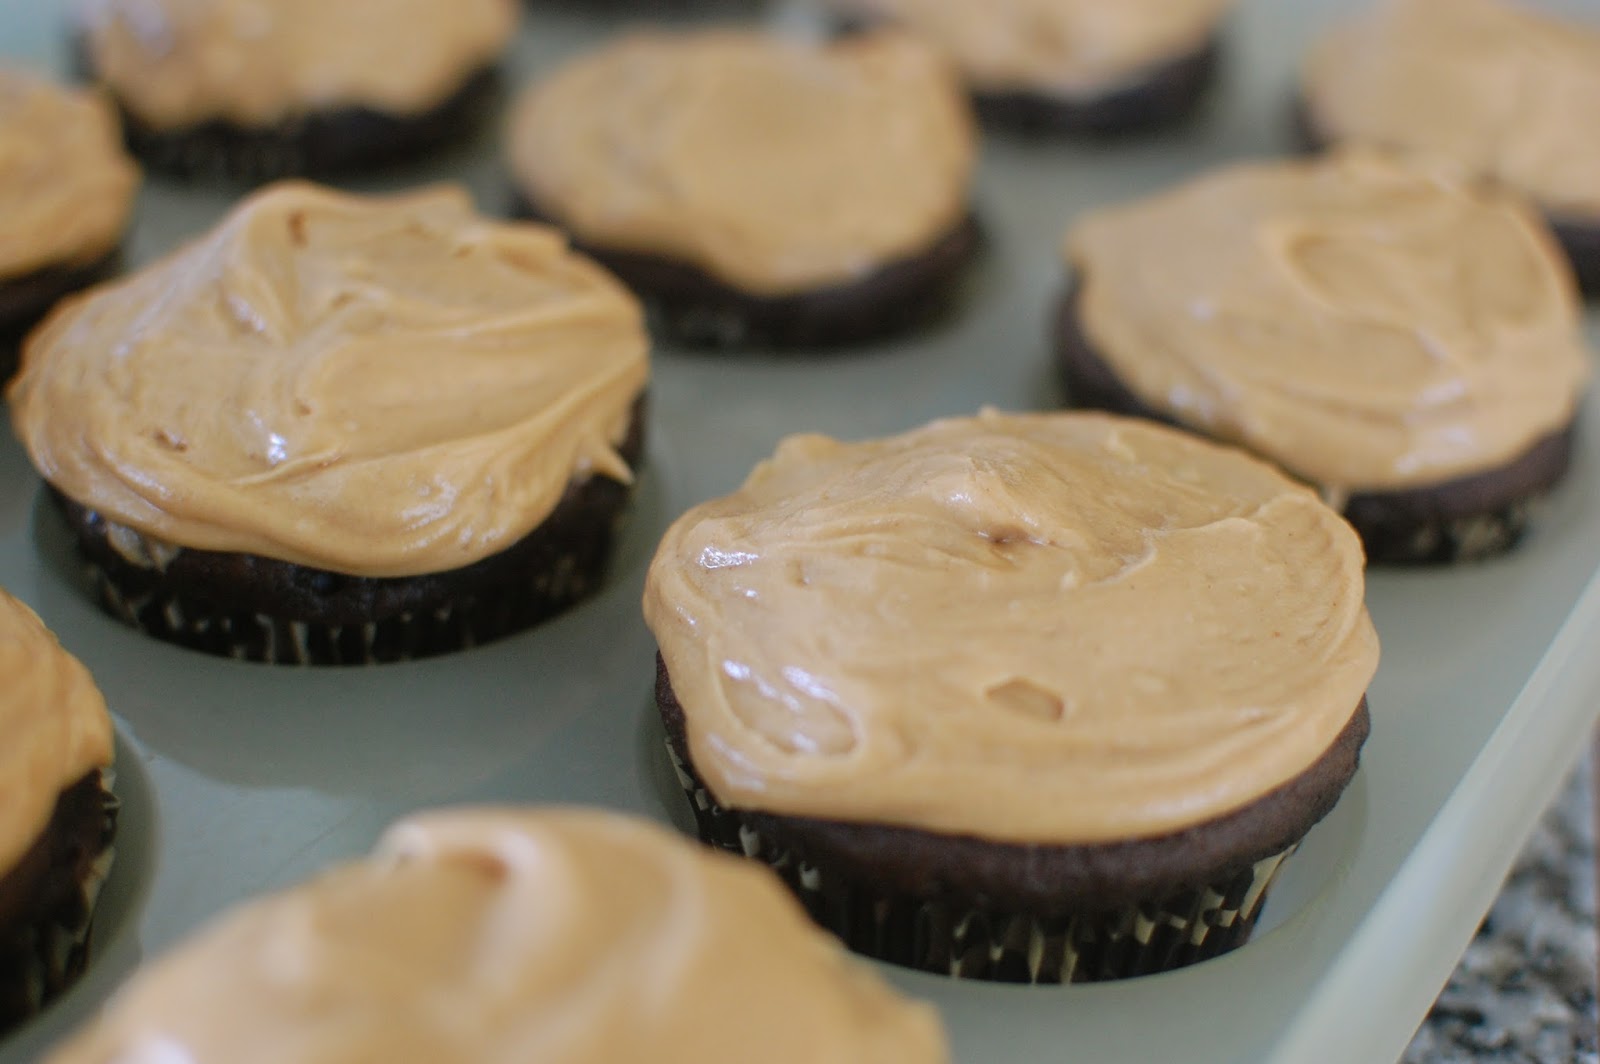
[4,0,1600,1060]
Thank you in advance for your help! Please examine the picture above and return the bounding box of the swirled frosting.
[8,182,649,578]
[1302,0,1600,220]
[507,30,976,296]
[76,0,518,129]
[643,410,1378,845]
[43,808,949,1064]
[827,0,1235,96]
[1066,152,1590,493]
[0,588,114,875]
[0,68,138,281]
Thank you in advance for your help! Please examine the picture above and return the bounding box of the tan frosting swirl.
[508,30,976,296]
[643,410,1378,845]
[1066,152,1590,493]
[0,68,139,280]
[8,182,649,578]
[827,0,1236,95]
[76,0,518,128]
[1303,0,1600,219]
[0,588,115,875]
[43,807,949,1064]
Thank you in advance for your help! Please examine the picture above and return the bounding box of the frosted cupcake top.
[8,182,649,578]
[0,588,114,874]
[1066,151,1589,493]
[76,0,518,128]
[43,808,949,1064]
[0,68,138,280]
[644,410,1379,845]
[508,30,976,296]
[1303,0,1600,220]
[827,0,1236,96]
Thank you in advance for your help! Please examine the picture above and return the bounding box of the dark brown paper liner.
[666,743,1292,984]
[81,55,500,183]
[0,776,117,1032]
[509,196,982,350]
[63,487,628,665]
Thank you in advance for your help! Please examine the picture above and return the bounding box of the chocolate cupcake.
[0,68,139,381]
[644,410,1378,983]
[42,807,949,1062]
[1060,152,1590,564]
[507,30,979,349]
[827,0,1234,135]
[0,588,117,1033]
[1300,0,1600,294]
[8,182,650,665]
[74,0,518,182]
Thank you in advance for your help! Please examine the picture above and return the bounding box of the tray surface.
[4,1,1600,1061]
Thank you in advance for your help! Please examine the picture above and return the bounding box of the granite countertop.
[1402,756,1599,1063]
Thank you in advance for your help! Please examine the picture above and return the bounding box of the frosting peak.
[1066,151,1590,492]
[8,182,649,578]
[508,30,976,295]
[1302,0,1600,219]
[77,0,519,128]
[644,411,1378,844]
[0,588,114,874]
[0,68,138,280]
[43,808,949,1064]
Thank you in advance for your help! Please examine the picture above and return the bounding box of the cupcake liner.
[669,742,1294,984]
[91,64,501,182]
[0,780,117,1029]
[84,547,608,665]
[1358,499,1537,565]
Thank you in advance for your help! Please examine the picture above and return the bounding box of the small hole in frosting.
[287,211,308,247]
[152,428,187,452]
[985,679,1065,723]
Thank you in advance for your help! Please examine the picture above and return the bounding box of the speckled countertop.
[1403,757,1599,1063]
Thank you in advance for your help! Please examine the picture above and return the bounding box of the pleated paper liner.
[669,742,1297,984]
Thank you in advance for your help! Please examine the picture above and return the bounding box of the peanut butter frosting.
[8,181,649,578]
[507,30,976,297]
[43,807,949,1064]
[0,68,138,281]
[76,0,518,129]
[1303,0,1600,220]
[1066,152,1590,493]
[0,588,114,876]
[643,410,1379,845]
[828,0,1236,96]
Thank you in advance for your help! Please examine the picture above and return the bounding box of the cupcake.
[1060,151,1590,564]
[507,29,979,349]
[42,807,949,1062]
[0,587,117,1033]
[0,68,139,381]
[827,0,1234,135]
[8,181,650,665]
[644,409,1377,983]
[74,0,518,181]
[1300,0,1600,293]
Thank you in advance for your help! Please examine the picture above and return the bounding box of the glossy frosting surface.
[1303,0,1600,219]
[8,182,649,578]
[508,30,975,296]
[0,587,114,874]
[828,0,1235,95]
[77,0,517,127]
[0,67,138,280]
[43,808,949,1064]
[644,410,1378,844]
[1067,152,1590,492]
